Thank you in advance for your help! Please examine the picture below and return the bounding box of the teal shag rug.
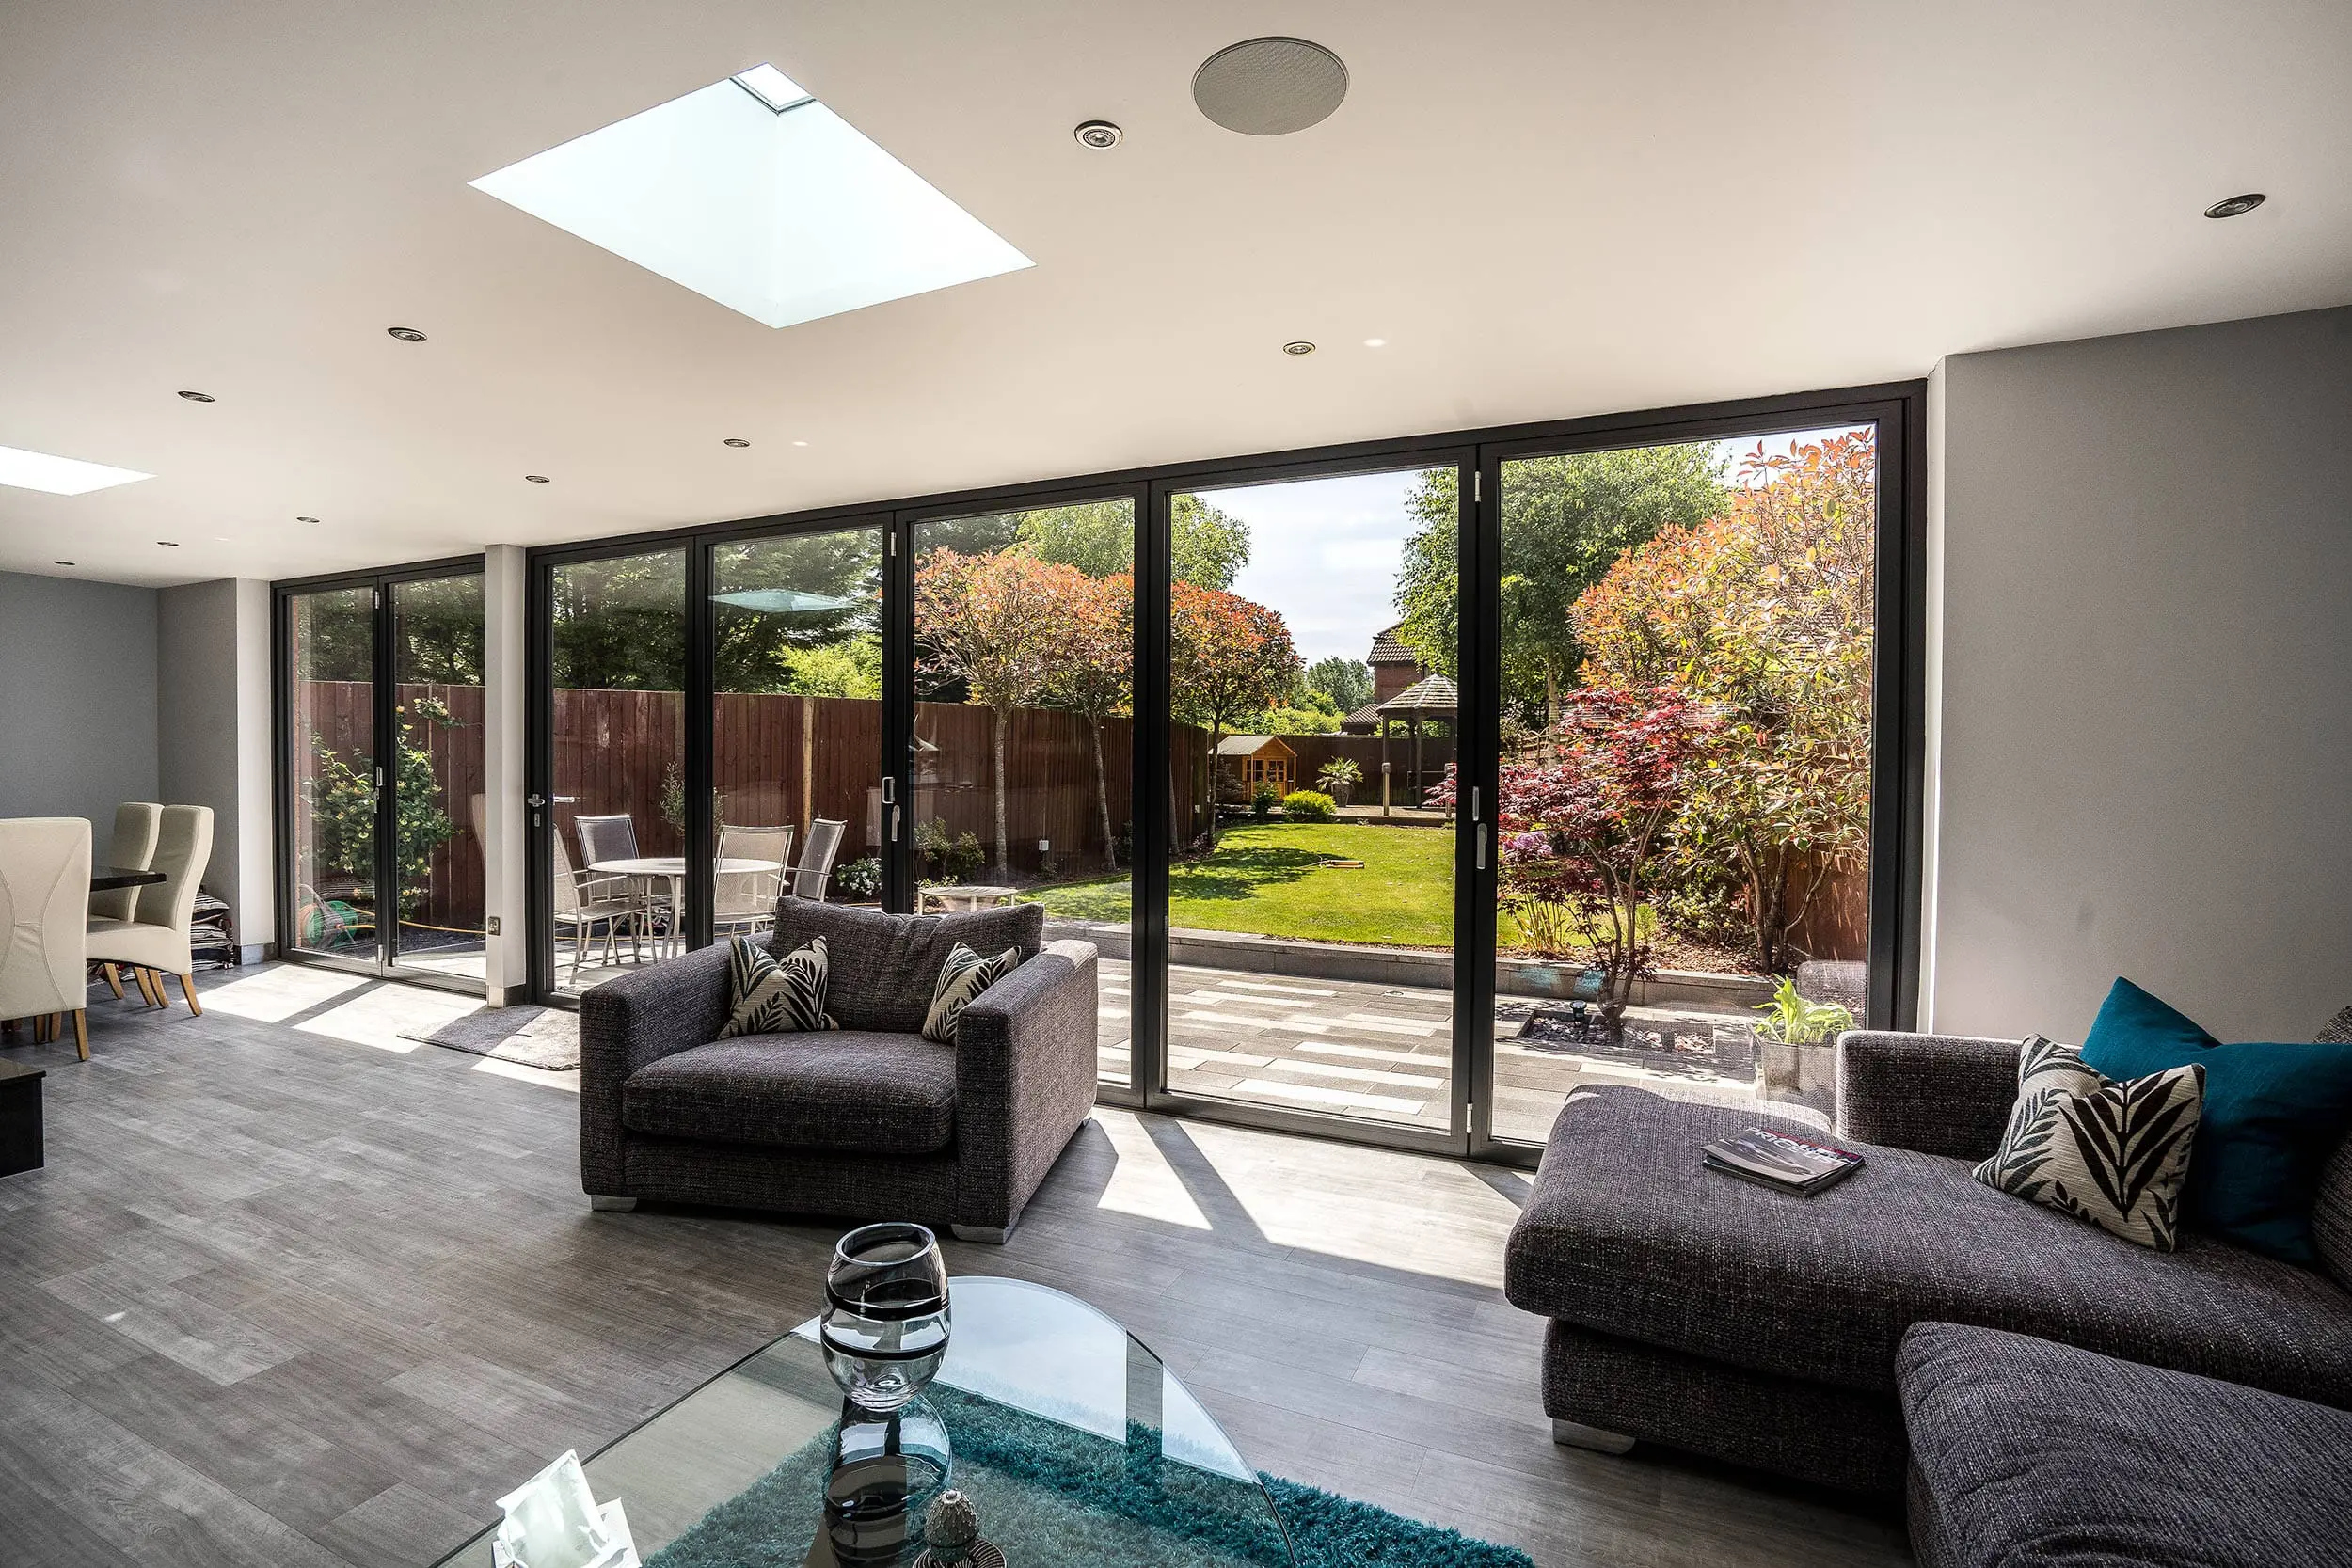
[644,1382,1531,1568]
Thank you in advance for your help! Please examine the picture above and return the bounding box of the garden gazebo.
[1376,674,1456,812]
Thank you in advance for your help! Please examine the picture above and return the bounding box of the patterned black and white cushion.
[921,942,1021,1044]
[1974,1035,2204,1250]
[719,935,836,1037]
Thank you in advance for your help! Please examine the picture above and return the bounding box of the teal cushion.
[2080,979,2352,1266]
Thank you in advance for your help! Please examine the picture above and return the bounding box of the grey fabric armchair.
[579,899,1097,1243]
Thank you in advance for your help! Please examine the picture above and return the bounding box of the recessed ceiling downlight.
[296,515,319,524]
[1194,38,1348,135]
[178,389,215,403]
[1282,341,1316,356]
[2203,193,2265,219]
[388,325,429,342]
[723,437,751,448]
[1073,120,1123,150]
[525,474,551,483]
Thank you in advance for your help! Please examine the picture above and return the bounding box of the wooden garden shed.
[1216,734,1297,795]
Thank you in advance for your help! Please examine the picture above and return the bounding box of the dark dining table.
[91,866,166,893]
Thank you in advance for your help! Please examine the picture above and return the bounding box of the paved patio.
[1096,956,1801,1140]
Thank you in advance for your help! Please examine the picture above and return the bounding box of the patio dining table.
[588,856,786,959]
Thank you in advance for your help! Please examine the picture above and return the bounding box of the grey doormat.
[398,1006,579,1070]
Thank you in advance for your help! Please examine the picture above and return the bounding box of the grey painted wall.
[0,571,160,832]
[1924,306,2352,1043]
[157,578,276,953]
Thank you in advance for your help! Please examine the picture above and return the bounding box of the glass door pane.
[1485,426,1880,1145]
[1161,470,1457,1132]
[388,575,487,983]
[548,549,688,996]
[712,526,887,936]
[911,500,1135,1086]
[288,586,381,961]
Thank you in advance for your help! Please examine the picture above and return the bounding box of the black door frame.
[509,377,1927,1168]
[272,554,488,997]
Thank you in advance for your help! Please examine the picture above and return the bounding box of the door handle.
[889,805,901,842]
[1476,823,1489,872]
[881,776,896,806]
[526,793,546,808]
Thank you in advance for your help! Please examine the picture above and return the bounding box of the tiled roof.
[1376,674,1458,713]
[1367,623,1420,664]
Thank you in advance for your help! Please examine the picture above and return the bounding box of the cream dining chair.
[88,801,162,1000]
[86,803,213,1016]
[0,817,93,1058]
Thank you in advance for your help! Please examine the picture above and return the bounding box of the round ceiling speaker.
[1193,37,1348,135]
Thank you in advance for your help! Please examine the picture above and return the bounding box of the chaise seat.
[622,1032,960,1153]
[1507,1085,2352,1409]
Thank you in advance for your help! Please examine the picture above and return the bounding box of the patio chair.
[715,824,792,938]
[553,830,644,980]
[789,817,846,901]
[575,813,666,946]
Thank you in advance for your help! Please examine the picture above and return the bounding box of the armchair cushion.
[720,935,836,1037]
[622,1031,959,1154]
[772,901,1043,1035]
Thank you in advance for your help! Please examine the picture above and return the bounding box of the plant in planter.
[832,853,883,902]
[1316,757,1361,806]
[1750,974,1855,1045]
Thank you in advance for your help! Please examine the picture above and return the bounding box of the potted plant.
[1748,975,1855,1112]
[1316,757,1361,807]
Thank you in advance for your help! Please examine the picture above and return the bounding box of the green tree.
[551,553,688,690]
[712,531,883,695]
[1303,656,1372,714]
[1007,495,1249,590]
[1392,444,1727,725]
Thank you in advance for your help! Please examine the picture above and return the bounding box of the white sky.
[1195,422,1867,669]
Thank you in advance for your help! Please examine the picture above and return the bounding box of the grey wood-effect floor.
[0,966,1909,1568]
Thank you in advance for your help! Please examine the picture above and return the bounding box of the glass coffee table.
[433,1276,1293,1567]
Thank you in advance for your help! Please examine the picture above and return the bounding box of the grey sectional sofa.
[1503,1022,2352,1495]
[1899,1321,2352,1568]
[580,900,1098,1242]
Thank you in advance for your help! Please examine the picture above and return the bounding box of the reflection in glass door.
[911,499,1136,1086]
[288,586,380,961]
[388,575,487,981]
[1481,426,1880,1146]
[546,549,688,996]
[712,525,888,936]
[1158,469,1459,1132]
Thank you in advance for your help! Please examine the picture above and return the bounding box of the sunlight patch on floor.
[470,1054,581,1094]
[1088,1110,1212,1230]
[294,983,476,1053]
[199,965,368,1022]
[1181,1118,1516,1288]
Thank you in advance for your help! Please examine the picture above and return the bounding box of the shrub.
[1281,790,1336,821]
[1250,784,1279,821]
[832,854,882,901]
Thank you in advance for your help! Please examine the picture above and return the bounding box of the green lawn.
[1023,818,1652,952]
[1024,820,1465,948]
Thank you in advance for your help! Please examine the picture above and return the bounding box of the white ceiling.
[3,1,2347,588]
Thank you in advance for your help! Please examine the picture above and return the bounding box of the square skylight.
[470,64,1032,329]
[0,443,152,495]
